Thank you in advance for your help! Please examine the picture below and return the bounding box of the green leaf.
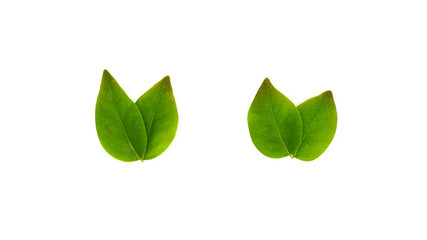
[95,70,147,161]
[293,91,337,161]
[247,78,303,158]
[135,76,178,160]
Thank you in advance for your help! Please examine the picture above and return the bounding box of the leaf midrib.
[108,79,140,159]
[142,79,166,159]
[293,92,330,156]
[266,82,290,156]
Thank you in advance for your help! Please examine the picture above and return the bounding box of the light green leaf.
[95,70,147,161]
[135,76,178,160]
[247,78,303,158]
[293,91,337,161]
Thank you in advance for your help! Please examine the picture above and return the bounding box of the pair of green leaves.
[248,78,337,161]
[95,70,178,162]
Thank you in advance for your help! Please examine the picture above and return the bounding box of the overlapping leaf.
[95,70,147,161]
[293,91,337,161]
[95,70,178,162]
[248,79,337,161]
[136,76,178,160]
[248,78,302,158]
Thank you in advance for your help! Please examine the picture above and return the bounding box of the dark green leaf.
[293,91,337,161]
[135,76,178,160]
[95,70,147,161]
[247,78,303,158]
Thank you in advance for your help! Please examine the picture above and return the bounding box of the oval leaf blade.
[247,78,303,158]
[293,91,337,161]
[95,70,147,161]
[135,76,178,160]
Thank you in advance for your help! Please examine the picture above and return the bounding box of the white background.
[1,0,426,239]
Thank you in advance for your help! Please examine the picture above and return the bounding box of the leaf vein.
[143,79,167,158]
[108,80,140,159]
[266,82,290,156]
[293,92,330,156]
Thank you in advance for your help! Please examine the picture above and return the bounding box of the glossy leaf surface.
[247,78,303,158]
[95,70,147,161]
[136,76,178,160]
[293,91,337,161]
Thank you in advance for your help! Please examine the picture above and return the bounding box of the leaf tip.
[260,78,274,90]
[322,90,335,102]
[102,69,115,82]
[323,90,333,96]
[157,75,171,87]
[162,75,171,83]
[103,69,111,76]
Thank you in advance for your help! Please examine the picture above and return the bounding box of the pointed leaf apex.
[262,78,273,88]
[162,75,171,82]
[322,90,333,99]
[102,69,118,87]
[102,69,114,81]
